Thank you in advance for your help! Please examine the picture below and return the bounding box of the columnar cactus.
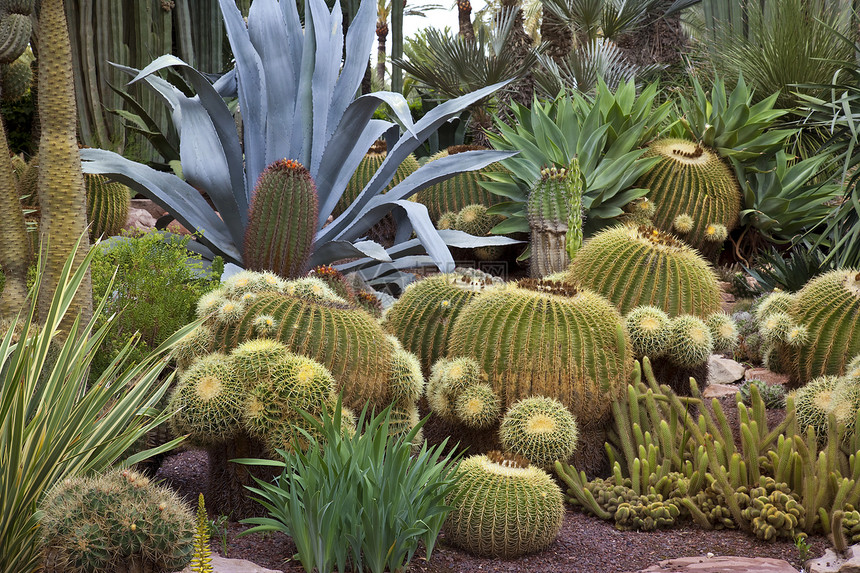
[0,45,32,101]
[499,396,579,468]
[443,451,565,558]
[636,138,742,252]
[0,0,33,65]
[85,173,131,239]
[382,269,503,374]
[243,159,318,279]
[447,279,633,429]
[414,145,504,222]
[566,224,723,318]
[40,468,194,573]
[527,161,583,278]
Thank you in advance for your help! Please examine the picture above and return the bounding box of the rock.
[718,280,736,313]
[806,545,860,573]
[130,198,166,219]
[707,355,746,385]
[179,555,281,573]
[745,367,789,387]
[631,555,799,573]
[703,383,739,399]
[124,208,157,233]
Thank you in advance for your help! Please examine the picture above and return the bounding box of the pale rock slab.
[806,545,860,573]
[179,555,281,573]
[631,555,799,573]
[707,355,746,385]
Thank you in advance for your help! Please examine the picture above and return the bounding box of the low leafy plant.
[237,399,460,573]
[745,245,835,293]
[89,231,222,380]
[738,378,786,410]
[0,236,195,572]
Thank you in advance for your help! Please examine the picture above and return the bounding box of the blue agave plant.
[81,0,518,286]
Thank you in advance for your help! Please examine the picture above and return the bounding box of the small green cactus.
[84,173,131,239]
[0,45,32,101]
[415,145,505,222]
[168,353,245,445]
[666,315,714,367]
[437,211,457,230]
[453,383,502,429]
[567,224,722,318]
[527,162,583,278]
[40,468,194,573]
[243,159,318,279]
[499,396,579,468]
[443,451,564,558]
[426,356,488,421]
[625,306,671,359]
[706,312,739,352]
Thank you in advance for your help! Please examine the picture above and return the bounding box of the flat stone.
[707,355,746,385]
[703,383,739,398]
[806,545,860,573]
[745,367,790,387]
[632,555,799,573]
[130,198,166,219]
[179,555,281,573]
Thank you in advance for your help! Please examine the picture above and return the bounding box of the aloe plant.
[81,0,518,286]
[484,79,670,240]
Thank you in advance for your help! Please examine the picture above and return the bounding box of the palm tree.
[458,0,477,41]
[376,0,443,86]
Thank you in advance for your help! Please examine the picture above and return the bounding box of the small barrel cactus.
[443,451,564,558]
[636,138,742,252]
[453,383,502,429]
[447,279,633,429]
[40,468,194,573]
[427,356,490,422]
[382,269,503,374]
[794,375,841,442]
[499,396,579,468]
[625,306,671,359]
[666,315,714,367]
[243,159,318,279]
[0,45,32,102]
[527,162,583,278]
[414,145,505,222]
[706,312,739,352]
[567,224,722,318]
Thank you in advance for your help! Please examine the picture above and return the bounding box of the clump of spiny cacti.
[427,356,494,425]
[738,379,786,410]
[382,268,503,374]
[736,478,805,541]
[666,315,714,368]
[443,451,564,558]
[40,468,194,573]
[499,396,579,468]
[567,224,722,318]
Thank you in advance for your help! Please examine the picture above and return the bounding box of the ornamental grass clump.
[237,399,459,573]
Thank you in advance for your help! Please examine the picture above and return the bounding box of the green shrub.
[237,400,459,573]
[89,232,222,380]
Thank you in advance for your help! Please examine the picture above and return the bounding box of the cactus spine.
[243,159,318,279]
[528,163,582,277]
[500,396,579,468]
[636,138,742,252]
[444,451,564,558]
[0,0,32,65]
[85,173,131,239]
[414,145,504,222]
[567,224,722,318]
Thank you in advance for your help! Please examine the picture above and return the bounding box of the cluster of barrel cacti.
[443,451,565,558]
[753,270,860,386]
[624,306,737,366]
[557,357,860,544]
[793,357,860,443]
[39,468,194,573]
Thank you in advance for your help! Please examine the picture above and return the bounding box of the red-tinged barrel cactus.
[566,224,722,318]
[243,159,318,279]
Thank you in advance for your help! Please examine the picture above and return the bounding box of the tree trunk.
[540,3,573,64]
[36,0,93,332]
[457,0,475,41]
[376,21,388,86]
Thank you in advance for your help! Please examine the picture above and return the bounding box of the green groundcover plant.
[0,236,197,573]
[236,400,460,573]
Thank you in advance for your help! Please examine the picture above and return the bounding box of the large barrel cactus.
[85,173,131,239]
[443,451,564,558]
[243,159,318,279]
[636,138,742,251]
[447,279,633,429]
[566,224,722,318]
[414,145,504,222]
[382,268,503,374]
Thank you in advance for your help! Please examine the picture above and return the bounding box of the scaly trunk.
[540,3,573,64]
[36,0,92,331]
[376,20,388,85]
[457,0,475,42]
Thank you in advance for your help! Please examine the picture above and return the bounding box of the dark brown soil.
[155,398,828,573]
